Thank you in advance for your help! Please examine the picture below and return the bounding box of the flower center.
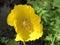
[23,20,27,27]
[16,17,33,32]
[21,18,33,32]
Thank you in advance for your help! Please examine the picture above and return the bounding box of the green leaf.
[45,34,53,41]
[1,37,9,43]
[54,0,60,7]
[7,40,18,45]
[56,34,60,41]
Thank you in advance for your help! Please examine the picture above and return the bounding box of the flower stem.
[51,34,56,45]
[23,42,26,45]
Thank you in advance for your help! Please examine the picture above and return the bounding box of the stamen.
[21,18,33,32]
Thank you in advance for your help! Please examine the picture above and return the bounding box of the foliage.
[0,37,18,45]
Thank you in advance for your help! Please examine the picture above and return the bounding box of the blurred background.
[0,0,60,45]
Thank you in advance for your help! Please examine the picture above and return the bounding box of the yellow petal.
[15,34,23,41]
[27,24,43,41]
[13,5,35,19]
[7,10,16,26]
[30,14,41,25]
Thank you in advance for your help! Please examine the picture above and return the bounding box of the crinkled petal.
[13,5,35,19]
[15,34,23,41]
[7,10,16,26]
[28,24,43,41]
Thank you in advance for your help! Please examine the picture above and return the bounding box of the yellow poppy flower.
[7,4,43,42]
